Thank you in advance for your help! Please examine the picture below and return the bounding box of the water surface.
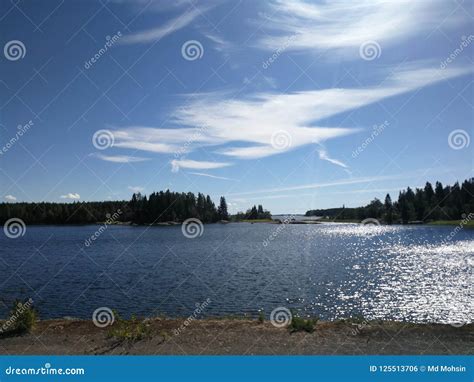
[0,223,472,324]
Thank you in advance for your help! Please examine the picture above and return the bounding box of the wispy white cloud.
[318,149,348,169]
[257,0,463,58]
[226,169,435,197]
[231,187,406,202]
[61,193,80,200]
[111,127,222,154]
[172,63,470,160]
[171,159,231,172]
[231,185,430,207]
[128,186,145,193]
[109,63,470,168]
[227,166,463,197]
[187,172,235,181]
[120,8,202,45]
[262,76,277,89]
[4,195,17,202]
[92,153,150,163]
[204,31,233,54]
[243,74,278,90]
[330,187,409,195]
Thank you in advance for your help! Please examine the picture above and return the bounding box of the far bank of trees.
[2,178,471,226]
[0,191,231,225]
[306,178,474,223]
[130,191,228,224]
[0,190,275,226]
[233,204,272,221]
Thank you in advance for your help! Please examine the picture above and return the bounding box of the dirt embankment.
[0,319,472,355]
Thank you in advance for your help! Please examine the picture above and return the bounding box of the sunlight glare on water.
[0,224,472,325]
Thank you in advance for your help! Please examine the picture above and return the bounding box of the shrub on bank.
[1,300,37,335]
[107,312,151,342]
[289,313,318,333]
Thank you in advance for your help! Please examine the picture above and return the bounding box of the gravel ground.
[0,319,472,355]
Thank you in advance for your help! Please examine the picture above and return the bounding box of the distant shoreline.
[10,219,473,227]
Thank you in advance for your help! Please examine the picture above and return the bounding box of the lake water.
[0,223,472,324]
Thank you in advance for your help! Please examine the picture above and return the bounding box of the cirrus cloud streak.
[257,0,465,59]
[108,63,471,169]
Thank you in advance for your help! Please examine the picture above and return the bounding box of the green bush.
[289,314,318,333]
[108,313,150,342]
[258,311,265,324]
[3,300,37,335]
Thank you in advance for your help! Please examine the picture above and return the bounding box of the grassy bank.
[0,317,471,355]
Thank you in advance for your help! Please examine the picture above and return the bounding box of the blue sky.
[0,0,473,213]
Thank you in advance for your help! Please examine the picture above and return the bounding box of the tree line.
[130,191,229,224]
[0,190,271,225]
[233,205,272,221]
[4,178,469,226]
[305,178,474,223]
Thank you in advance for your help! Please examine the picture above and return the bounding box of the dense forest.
[2,178,471,226]
[129,192,228,224]
[306,178,474,223]
[0,190,269,225]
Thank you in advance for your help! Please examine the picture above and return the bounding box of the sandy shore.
[0,318,472,355]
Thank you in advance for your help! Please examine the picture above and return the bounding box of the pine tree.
[217,196,229,220]
[384,194,393,224]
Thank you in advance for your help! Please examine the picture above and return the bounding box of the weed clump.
[1,300,36,335]
[108,313,150,342]
[289,313,318,333]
